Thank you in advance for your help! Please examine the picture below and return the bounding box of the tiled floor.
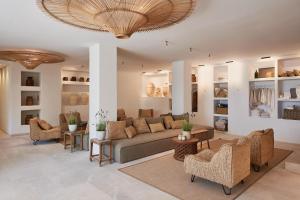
[0,131,299,200]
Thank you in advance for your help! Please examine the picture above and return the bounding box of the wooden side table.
[64,130,88,152]
[191,129,211,149]
[89,139,113,167]
[172,138,198,162]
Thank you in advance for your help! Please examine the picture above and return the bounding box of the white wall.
[117,70,142,118]
[0,61,62,135]
[198,61,300,143]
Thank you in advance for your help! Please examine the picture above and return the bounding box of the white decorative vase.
[68,124,77,132]
[95,131,106,140]
[182,131,191,140]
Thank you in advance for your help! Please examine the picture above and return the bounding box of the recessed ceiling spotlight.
[142,72,146,74]
[157,69,162,72]
[261,56,271,60]
[198,64,205,67]
[225,61,234,63]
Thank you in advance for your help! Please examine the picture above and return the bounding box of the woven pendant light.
[0,49,65,70]
[39,0,195,39]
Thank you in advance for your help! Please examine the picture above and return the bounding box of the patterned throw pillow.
[106,121,127,140]
[163,116,174,129]
[172,113,189,122]
[133,118,150,134]
[149,123,165,133]
[38,120,52,130]
[125,126,138,139]
[170,120,186,129]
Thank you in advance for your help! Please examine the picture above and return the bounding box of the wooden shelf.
[62,81,89,86]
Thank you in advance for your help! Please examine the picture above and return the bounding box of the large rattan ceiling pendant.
[39,0,195,39]
[0,49,65,70]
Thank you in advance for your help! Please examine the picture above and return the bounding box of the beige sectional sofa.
[110,112,214,163]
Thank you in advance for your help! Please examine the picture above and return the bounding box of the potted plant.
[95,109,109,140]
[68,112,77,132]
[182,121,193,140]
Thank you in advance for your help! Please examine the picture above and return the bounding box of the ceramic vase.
[95,131,106,140]
[26,77,34,86]
[146,82,155,97]
[68,124,77,132]
[182,131,191,140]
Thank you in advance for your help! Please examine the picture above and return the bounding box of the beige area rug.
[120,139,292,200]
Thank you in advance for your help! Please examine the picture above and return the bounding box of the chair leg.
[89,141,93,162]
[200,141,203,149]
[265,162,269,167]
[33,140,38,145]
[207,140,210,149]
[222,185,232,195]
[191,175,196,182]
[253,165,260,172]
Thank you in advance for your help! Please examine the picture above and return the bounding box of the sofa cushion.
[106,121,127,140]
[113,129,180,149]
[38,120,52,130]
[163,116,174,129]
[171,120,185,129]
[125,126,137,139]
[149,123,165,133]
[133,118,151,134]
[160,113,172,117]
[145,117,164,125]
[172,113,189,122]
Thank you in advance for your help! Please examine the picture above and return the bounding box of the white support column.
[89,43,117,139]
[172,60,191,115]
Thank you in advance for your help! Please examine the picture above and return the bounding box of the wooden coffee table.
[172,138,198,161]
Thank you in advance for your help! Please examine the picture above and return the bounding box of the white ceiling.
[1,0,300,71]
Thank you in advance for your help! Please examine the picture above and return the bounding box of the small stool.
[89,139,113,167]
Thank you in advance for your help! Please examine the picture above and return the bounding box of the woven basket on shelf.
[216,107,228,115]
[283,108,300,120]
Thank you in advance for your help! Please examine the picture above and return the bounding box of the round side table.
[172,138,198,161]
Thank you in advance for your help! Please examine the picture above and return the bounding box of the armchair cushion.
[38,119,52,130]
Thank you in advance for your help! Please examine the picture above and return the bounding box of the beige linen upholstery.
[171,120,185,129]
[149,123,165,133]
[30,118,61,144]
[125,126,138,139]
[248,129,274,170]
[133,118,150,134]
[184,137,250,192]
[163,116,174,129]
[106,121,127,140]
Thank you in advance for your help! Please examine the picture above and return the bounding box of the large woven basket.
[283,108,300,120]
[216,107,228,115]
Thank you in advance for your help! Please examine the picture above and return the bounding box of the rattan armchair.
[247,129,274,172]
[184,137,251,195]
[29,118,61,145]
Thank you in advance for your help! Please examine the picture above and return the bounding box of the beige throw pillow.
[163,116,174,129]
[125,126,138,139]
[149,123,165,133]
[38,120,52,130]
[171,120,186,129]
[106,121,127,140]
[133,118,150,134]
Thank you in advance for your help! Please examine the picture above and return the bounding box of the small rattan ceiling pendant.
[0,49,65,70]
[39,0,195,39]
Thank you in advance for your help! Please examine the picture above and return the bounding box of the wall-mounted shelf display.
[142,71,172,98]
[249,81,275,118]
[20,71,41,125]
[21,110,40,125]
[213,65,229,131]
[21,71,40,87]
[250,58,276,80]
[277,57,300,120]
[191,67,198,112]
[21,91,40,106]
[61,68,89,121]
